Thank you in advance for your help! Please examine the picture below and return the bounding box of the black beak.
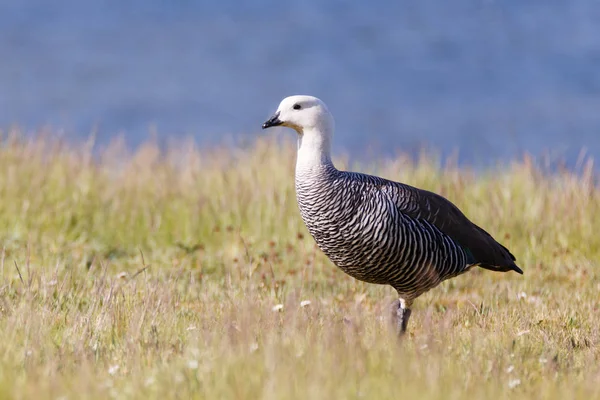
[262,111,283,129]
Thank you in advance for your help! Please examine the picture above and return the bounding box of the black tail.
[478,262,523,275]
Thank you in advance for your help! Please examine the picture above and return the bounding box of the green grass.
[0,131,598,399]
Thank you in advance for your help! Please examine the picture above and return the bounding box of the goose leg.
[391,298,412,335]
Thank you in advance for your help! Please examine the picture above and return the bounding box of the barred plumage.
[263,95,523,334]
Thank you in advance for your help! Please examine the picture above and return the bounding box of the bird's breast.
[295,175,398,276]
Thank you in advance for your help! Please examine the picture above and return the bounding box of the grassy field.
[0,131,598,399]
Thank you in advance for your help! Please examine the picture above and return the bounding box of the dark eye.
[293,103,302,110]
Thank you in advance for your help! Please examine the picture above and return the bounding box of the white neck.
[295,127,334,175]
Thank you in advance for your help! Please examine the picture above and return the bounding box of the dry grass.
[0,130,598,399]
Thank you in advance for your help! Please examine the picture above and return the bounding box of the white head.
[262,95,335,168]
[262,95,334,135]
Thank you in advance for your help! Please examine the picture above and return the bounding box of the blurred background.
[1,0,599,166]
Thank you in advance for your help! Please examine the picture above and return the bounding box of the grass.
[0,130,598,399]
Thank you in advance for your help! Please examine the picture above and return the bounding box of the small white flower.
[108,365,120,375]
[506,365,515,373]
[272,304,284,312]
[300,300,311,308]
[186,326,197,331]
[187,360,199,370]
[508,378,521,389]
[518,291,527,300]
[539,357,548,364]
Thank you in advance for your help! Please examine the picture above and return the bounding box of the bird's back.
[295,165,520,300]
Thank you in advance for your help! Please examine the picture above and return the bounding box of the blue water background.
[1,0,600,166]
